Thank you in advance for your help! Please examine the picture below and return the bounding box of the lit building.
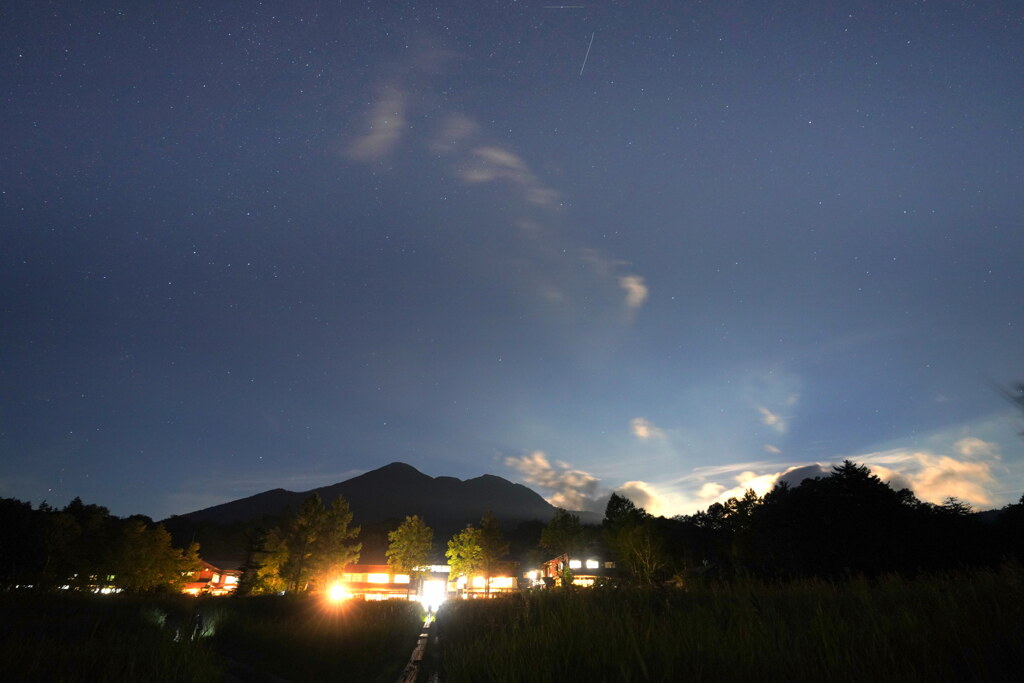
[337,564,417,600]
[532,554,616,588]
[449,570,519,597]
[332,563,520,601]
[183,560,242,596]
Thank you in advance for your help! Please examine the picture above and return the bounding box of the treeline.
[237,503,514,596]
[0,497,200,592]
[238,492,360,594]
[591,461,1024,585]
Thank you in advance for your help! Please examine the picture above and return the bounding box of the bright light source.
[471,576,485,588]
[568,560,582,569]
[395,574,410,584]
[586,559,599,570]
[367,573,389,584]
[526,571,538,580]
[327,582,353,603]
[420,579,446,612]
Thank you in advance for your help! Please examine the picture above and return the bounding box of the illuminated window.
[526,570,537,580]
[395,574,410,584]
[604,562,616,569]
[471,577,485,588]
[211,573,220,583]
[586,559,599,569]
[225,575,238,584]
[456,576,468,588]
[568,560,582,569]
[490,577,514,589]
[367,573,389,584]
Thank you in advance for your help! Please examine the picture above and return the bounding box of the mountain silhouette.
[179,461,599,528]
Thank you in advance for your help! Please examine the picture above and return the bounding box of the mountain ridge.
[176,461,601,528]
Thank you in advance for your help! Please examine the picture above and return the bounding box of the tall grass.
[436,562,1024,682]
[0,592,221,682]
[211,595,423,682]
[0,592,424,682]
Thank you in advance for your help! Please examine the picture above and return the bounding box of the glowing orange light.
[327,582,353,603]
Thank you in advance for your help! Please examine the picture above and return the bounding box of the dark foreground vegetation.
[436,563,1024,682]
[0,592,422,683]
[585,462,1024,587]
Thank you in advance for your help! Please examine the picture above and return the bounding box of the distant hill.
[168,462,600,566]
[177,461,599,530]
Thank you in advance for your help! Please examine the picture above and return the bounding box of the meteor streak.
[579,32,595,76]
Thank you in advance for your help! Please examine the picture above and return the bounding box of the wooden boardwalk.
[396,613,435,683]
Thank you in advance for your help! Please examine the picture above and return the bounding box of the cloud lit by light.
[631,417,665,442]
[758,406,786,433]
[619,275,648,309]
[856,442,1000,505]
[504,451,602,512]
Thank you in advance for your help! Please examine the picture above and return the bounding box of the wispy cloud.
[631,417,665,442]
[504,451,602,512]
[764,444,782,454]
[744,370,800,437]
[344,47,649,330]
[857,443,999,505]
[955,437,1000,459]
[457,145,561,208]
[428,113,479,154]
[758,406,786,433]
[346,85,407,162]
[619,275,649,309]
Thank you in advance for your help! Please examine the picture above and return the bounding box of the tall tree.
[309,496,361,589]
[251,528,290,594]
[603,494,665,585]
[604,493,646,528]
[446,526,483,587]
[278,493,361,592]
[478,511,509,595]
[279,494,324,592]
[539,508,583,560]
[386,515,433,596]
[109,518,200,592]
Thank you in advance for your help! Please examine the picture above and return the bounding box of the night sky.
[3,1,1023,521]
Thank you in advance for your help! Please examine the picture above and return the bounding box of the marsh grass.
[436,562,1024,682]
[0,592,221,682]
[211,595,423,682]
[0,592,423,682]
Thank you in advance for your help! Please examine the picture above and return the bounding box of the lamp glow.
[327,582,353,603]
[420,579,446,612]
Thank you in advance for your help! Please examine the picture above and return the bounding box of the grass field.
[210,594,422,682]
[0,592,221,682]
[435,562,1024,682]
[0,592,423,682]
[6,565,1023,682]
